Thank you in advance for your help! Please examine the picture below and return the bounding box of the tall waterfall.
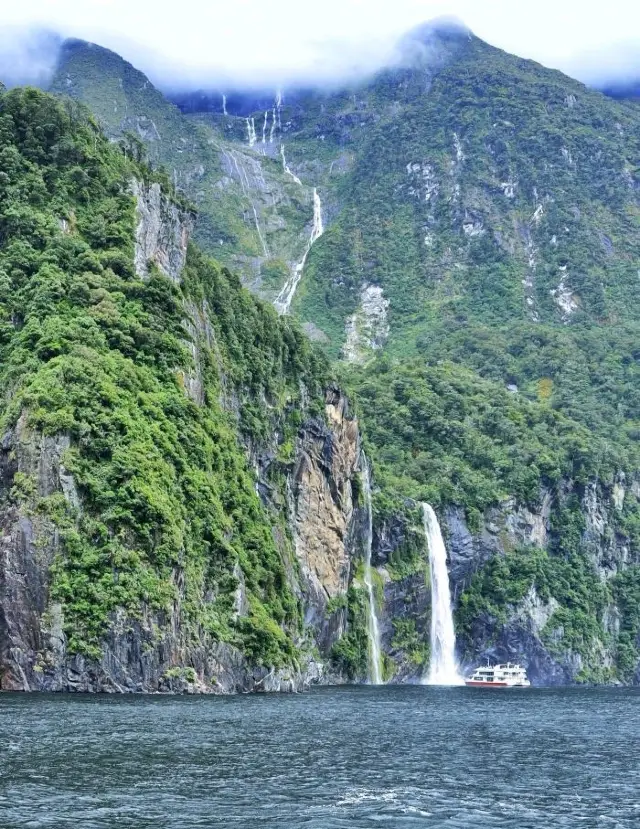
[362,456,382,685]
[274,188,323,314]
[246,118,257,147]
[422,504,463,685]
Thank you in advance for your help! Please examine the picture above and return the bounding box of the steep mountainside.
[0,86,379,692]
[2,21,640,687]
[236,26,640,684]
[48,40,317,300]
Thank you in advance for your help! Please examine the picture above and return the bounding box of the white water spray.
[280,144,302,186]
[222,95,228,116]
[274,188,323,314]
[422,504,464,685]
[246,118,257,147]
[362,456,382,685]
[269,107,277,143]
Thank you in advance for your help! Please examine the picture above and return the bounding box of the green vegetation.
[612,567,640,680]
[6,25,639,683]
[282,33,640,481]
[329,586,369,680]
[48,39,313,289]
[391,618,429,668]
[347,358,613,520]
[0,86,327,667]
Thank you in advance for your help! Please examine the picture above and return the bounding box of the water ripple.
[0,686,639,828]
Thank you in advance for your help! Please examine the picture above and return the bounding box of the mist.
[1,1,639,93]
[0,28,62,89]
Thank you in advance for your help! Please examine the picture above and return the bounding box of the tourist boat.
[465,663,531,688]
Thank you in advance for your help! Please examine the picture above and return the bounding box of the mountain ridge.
[1,27,639,687]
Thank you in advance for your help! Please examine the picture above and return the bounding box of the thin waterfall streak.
[270,107,277,143]
[222,94,228,116]
[246,118,257,147]
[422,503,464,686]
[274,187,323,314]
[262,111,268,144]
[229,150,268,257]
[362,455,382,685]
[280,144,302,186]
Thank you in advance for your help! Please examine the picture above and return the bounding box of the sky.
[1,0,640,89]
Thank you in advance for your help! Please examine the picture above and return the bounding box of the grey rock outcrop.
[132,179,193,282]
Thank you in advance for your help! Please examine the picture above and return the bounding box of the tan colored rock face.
[292,391,359,605]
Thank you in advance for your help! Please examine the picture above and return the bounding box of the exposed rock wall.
[371,477,640,686]
[287,387,360,652]
[132,179,193,282]
[342,284,390,364]
[0,386,362,693]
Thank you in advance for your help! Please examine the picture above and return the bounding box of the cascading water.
[422,504,464,685]
[362,456,382,685]
[280,145,302,186]
[262,111,269,144]
[246,118,257,147]
[222,94,228,116]
[269,106,277,143]
[225,149,269,257]
[274,188,323,314]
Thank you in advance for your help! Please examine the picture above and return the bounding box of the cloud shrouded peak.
[0,1,640,93]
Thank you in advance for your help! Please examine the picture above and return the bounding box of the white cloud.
[2,0,640,88]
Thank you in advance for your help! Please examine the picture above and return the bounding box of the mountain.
[187,24,640,682]
[1,21,639,688]
[0,85,368,691]
[48,39,316,300]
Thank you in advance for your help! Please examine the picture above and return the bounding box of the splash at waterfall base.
[422,504,465,686]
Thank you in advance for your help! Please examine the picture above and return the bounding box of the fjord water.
[422,503,463,685]
[2,687,639,828]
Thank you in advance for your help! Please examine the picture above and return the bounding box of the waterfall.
[226,150,269,257]
[262,111,269,144]
[274,188,323,314]
[280,145,302,186]
[246,118,257,147]
[422,504,463,685]
[362,456,383,685]
[222,94,228,116]
[270,107,277,143]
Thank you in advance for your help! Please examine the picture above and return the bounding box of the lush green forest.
[0,86,326,667]
[2,22,640,685]
[49,40,312,282]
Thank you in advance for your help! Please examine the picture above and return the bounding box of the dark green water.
[1,685,638,828]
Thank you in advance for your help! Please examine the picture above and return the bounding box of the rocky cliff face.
[131,179,193,282]
[368,475,640,686]
[287,387,360,653]
[0,391,363,693]
[0,171,365,694]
